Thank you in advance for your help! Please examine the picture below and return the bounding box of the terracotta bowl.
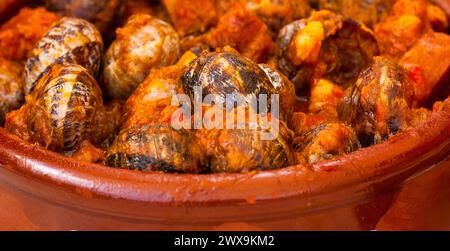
[0,95,449,230]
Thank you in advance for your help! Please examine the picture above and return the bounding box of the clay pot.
[0,96,449,230]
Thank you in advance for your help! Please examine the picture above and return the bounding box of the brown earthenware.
[0,96,449,230]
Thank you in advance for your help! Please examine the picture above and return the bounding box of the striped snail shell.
[105,124,208,173]
[24,17,103,95]
[27,64,104,152]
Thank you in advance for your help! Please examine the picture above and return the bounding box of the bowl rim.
[1,97,450,206]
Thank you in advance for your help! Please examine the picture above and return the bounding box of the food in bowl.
[0,0,449,175]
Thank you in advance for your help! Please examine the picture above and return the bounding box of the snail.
[196,108,294,173]
[43,0,122,36]
[105,124,208,173]
[276,10,379,92]
[24,17,103,95]
[337,57,415,146]
[181,50,296,122]
[5,64,104,153]
[103,14,180,99]
[0,58,24,125]
[293,122,360,165]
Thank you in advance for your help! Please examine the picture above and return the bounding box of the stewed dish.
[0,0,449,174]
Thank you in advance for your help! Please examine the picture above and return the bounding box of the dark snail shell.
[24,17,103,95]
[43,0,122,36]
[293,122,360,165]
[105,124,208,173]
[337,57,415,146]
[0,58,23,125]
[103,14,180,99]
[181,51,295,121]
[24,64,103,152]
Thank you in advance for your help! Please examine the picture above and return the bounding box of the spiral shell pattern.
[24,17,103,94]
[105,124,207,173]
[29,64,103,152]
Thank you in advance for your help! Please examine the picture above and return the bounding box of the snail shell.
[105,124,208,173]
[181,51,295,120]
[24,17,103,95]
[26,64,104,152]
[196,108,294,173]
[103,14,180,99]
[337,57,415,146]
[0,58,23,125]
